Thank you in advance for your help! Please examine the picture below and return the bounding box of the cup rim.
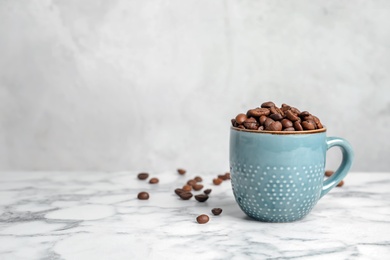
[230,126,327,135]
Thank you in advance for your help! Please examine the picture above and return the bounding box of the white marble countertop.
[0,171,389,260]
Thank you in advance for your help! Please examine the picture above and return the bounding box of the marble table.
[0,171,389,260]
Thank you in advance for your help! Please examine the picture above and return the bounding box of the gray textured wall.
[1,0,390,172]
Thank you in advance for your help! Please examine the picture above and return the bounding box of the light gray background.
[1,0,389,172]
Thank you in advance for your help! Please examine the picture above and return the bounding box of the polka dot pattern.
[231,162,324,222]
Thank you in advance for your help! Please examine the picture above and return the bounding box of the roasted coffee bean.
[137,173,149,180]
[281,119,293,128]
[264,117,274,128]
[235,113,247,124]
[183,185,192,191]
[258,125,264,131]
[283,127,295,131]
[137,192,149,200]
[303,115,314,121]
[213,178,223,185]
[175,188,185,196]
[195,194,209,202]
[270,113,284,121]
[204,189,212,195]
[313,116,323,129]
[179,192,193,200]
[193,184,204,191]
[224,172,231,179]
[293,121,303,131]
[187,179,197,186]
[266,121,283,131]
[259,115,267,125]
[231,118,238,127]
[261,101,275,108]
[194,176,203,182]
[218,174,228,180]
[149,178,159,184]
[324,170,334,177]
[211,208,223,215]
[302,120,316,130]
[337,180,344,187]
[196,214,209,224]
[300,111,310,117]
[281,104,291,112]
[290,107,301,115]
[247,108,270,117]
[243,117,259,130]
[285,110,300,121]
[177,168,186,175]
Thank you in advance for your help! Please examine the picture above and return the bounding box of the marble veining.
[0,171,389,259]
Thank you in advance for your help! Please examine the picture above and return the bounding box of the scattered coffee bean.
[224,172,231,180]
[337,180,345,187]
[204,189,212,195]
[137,172,149,180]
[179,192,193,200]
[187,180,197,186]
[213,178,223,185]
[175,188,184,196]
[211,208,223,215]
[137,192,149,200]
[183,185,192,191]
[196,214,209,224]
[149,178,159,184]
[195,194,209,202]
[194,176,203,182]
[193,184,204,191]
[232,102,324,132]
[177,168,186,175]
[218,174,228,180]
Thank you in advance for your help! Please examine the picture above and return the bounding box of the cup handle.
[320,137,354,198]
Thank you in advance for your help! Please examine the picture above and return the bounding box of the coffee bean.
[243,117,259,130]
[290,107,301,115]
[270,113,284,121]
[261,101,275,108]
[259,115,267,125]
[218,174,228,180]
[302,120,316,130]
[247,108,270,117]
[177,168,186,175]
[224,172,231,179]
[194,176,203,182]
[187,179,197,186]
[137,173,149,180]
[283,127,295,131]
[235,113,247,124]
[300,111,310,117]
[285,110,299,121]
[175,188,185,196]
[196,214,209,224]
[293,121,303,131]
[266,121,283,131]
[337,180,344,187]
[204,189,212,195]
[231,118,238,127]
[183,185,192,191]
[195,194,209,202]
[324,170,334,177]
[281,119,293,128]
[211,208,223,215]
[264,117,274,128]
[281,104,291,112]
[193,184,204,191]
[179,192,193,200]
[149,178,159,184]
[137,192,149,200]
[303,115,314,121]
[258,125,264,131]
[313,116,323,129]
[213,178,223,185]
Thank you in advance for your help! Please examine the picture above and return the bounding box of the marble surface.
[0,171,389,260]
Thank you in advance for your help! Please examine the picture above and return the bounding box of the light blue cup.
[230,127,353,222]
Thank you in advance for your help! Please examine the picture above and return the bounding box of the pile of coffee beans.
[231,101,324,131]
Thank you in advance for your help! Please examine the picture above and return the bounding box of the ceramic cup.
[229,127,353,222]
